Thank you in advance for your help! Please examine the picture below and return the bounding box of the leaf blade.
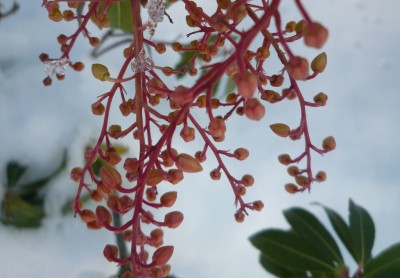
[364,242,400,277]
[349,199,375,266]
[284,207,344,265]
[250,229,337,273]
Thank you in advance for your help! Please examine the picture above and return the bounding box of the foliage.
[1,151,67,228]
[250,200,400,278]
[40,0,333,276]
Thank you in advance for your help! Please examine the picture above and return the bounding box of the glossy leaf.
[250,229,337,273]
[105,0,133,33]
[1,192,44,228]
[315,202,357,262]
[259,254,308,278]
[15,150,67,197]
[6,161,27,188]
[364,242,400,277]
[284,208,344,265]
[349,199,375,266]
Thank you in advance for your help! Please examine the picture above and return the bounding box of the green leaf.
[364,243,400,277]
[175,51,196,79]
[1,192,45,228]
[15,150,67,197]
[349,199,375,266]
[259,254,308,278]
[315,202,357,262]
[250,229,337,273]
[284,208,344,265]
[6,161,27,188]
[105,0,133,33]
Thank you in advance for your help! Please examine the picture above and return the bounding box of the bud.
[295,175,309,187]
[322,136,336,151]
[253,200,264,211]
[108,125,122,138]
[91,102,105,115]
[146,169,164,186]
[100,166,122,190]
[270,74,284,87]
[278,154,292,165]
[72,61,85,72]
[208,116,226,137]
[91,63,110,81]
[235,72,258,98]
[164,211,184,228]
[225,92,238,104]
[95,205,112,225]
[286,56,309,80]
[118,195,134,212]
[270,123,290,138]
[146,187,157,202]
[313,92,328,106]
[180,126,195,142]
[160,191,178,207]
[311,52,327,73]
[124,158,139,173]
[234,211,245,223]
[315,171,327,182]
[244,98,265,121]
[241,174,254,187]
[210,169,221,180]
[152,246,174,267]
[155,43,166,54]
[119,101,132,116]
[304,22,329,49]
[171,85,193,106]
[234,148,249,161]
[287,166,300,177]
[104,148,121,165]
[175,153,203,173]
[70,167,82,182]
[167,169,184,185]
[103,244,118,262]
[285,183,299,194]
[80,209,96,223]
[150,228,164,248]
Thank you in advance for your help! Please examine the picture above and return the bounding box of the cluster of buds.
[41,0,333,276]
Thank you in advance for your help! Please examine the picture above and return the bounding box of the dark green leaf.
[105,0,133,33]
[15,150,67,197]
[1,192,44,228]
[175,51,196,78]
[6,161,27,188]
[349,199,375,266]
[284,208,344,265]
[250,229,337,273]
[315,202,357,262]
[364,243,400,278]
[259,254,308,278]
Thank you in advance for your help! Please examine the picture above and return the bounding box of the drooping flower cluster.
[41,0,334,277]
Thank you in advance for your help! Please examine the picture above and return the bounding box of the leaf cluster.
[250,200,400,277]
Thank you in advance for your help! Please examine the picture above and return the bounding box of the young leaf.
[259,254,308,278]
[349,199,375,266]
[6,161,27,188]
[250,229,337,273]
[314,202,357,262]
[364,242,400,277]
[105,0,133,33]
[284,208,344,265]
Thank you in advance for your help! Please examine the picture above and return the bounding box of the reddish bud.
[322,136,336,151]
[244,98,265,121]
[70,167,82,182]
[270,123,290,138]
[235,72,258,98]
[96,205,112,225]
[100,166,122,190]
[208,116,226,137]
[164,211,184,228]
[253,200,264,211]
[210,169,221,180]
[295,175,309,187]
[315,171,327,182]
[286,56,309,80]
[304,22,329,49]
[152,246,174,267]
[278,154,292,165]
[80,209,96,223]
[175,153,203,173]
[285,183,299,194]
[146,169,164,186]
[241,174,254,187]
[103,244,118,262]
[313,92,328,106]
[160,191,178,207]
[167,169,184,185]
[234,211,245,223]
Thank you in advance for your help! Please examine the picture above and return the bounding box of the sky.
[0,0,400,277]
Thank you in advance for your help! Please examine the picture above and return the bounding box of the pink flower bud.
[244,98,265,121]
[175,153,203,173]
[164,211,184,228]
[235,72,258,98]
[152,246,174,266]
